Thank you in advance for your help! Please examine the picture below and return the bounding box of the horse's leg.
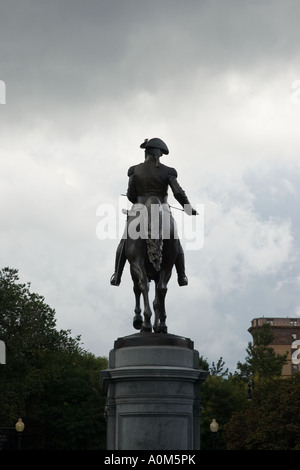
[132,279,143,330]
[141,280,152,332]
[153,270,171,334]
[153,281,160,332]
[130,263,152,332]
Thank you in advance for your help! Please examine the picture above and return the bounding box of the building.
[248,317,300,377]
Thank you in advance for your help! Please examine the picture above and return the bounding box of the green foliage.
[200,373,247,450]
[235,323,288,384]
[224,375,300,450]
[199,324,291,451]
[199,355,209,371]
[0,267,108,449]
[209,357,229,377]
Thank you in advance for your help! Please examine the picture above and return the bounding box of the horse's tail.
[145,196,163,271]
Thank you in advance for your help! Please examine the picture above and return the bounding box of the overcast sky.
[1,0,300,373]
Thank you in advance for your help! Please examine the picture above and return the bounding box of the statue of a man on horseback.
[110,137,198,333]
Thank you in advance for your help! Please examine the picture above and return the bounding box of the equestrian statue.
[110,137,198,333]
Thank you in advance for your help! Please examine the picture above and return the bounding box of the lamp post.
[210,418,219,450]
[15,418,25,450]
[246,382,252,400]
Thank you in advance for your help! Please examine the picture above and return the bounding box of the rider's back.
[127,159,177,203]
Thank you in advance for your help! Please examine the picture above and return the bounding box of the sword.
[120,194,184,212]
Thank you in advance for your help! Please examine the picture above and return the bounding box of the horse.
[125,196,178,333]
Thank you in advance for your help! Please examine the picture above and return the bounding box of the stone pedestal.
[100,332,208,450]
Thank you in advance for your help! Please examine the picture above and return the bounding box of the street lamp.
[210,418,219,450]
[15,418,25,450]
[246,382,252,400]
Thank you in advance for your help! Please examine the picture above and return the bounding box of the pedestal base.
[100,332,208,450]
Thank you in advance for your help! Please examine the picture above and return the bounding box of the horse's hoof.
[154,325,168,334]
[141,322,152,332]
[133,315,143,330]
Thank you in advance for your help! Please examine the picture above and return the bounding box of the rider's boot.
[175,253,188,286]
[110,240,126,286]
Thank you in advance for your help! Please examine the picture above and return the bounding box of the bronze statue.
[110,138,198,333]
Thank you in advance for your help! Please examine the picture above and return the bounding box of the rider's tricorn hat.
[140,138,169,155]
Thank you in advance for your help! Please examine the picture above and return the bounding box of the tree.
[224,374,300,450]
[223,323,296,450]
[199,362,246,450]
[209,357,229,378]
[0,267,108,449]
[27,352,108,450]
[235,323,288,384]
[199,355,209,371]
[199,326,289,451]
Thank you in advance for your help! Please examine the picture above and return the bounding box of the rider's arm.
[168,168,198,215]
[127,166,137,203]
